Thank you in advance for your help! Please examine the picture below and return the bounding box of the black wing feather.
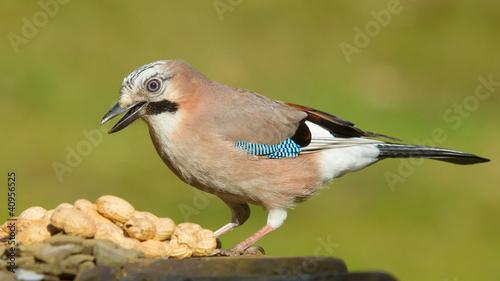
[283,102,401,142]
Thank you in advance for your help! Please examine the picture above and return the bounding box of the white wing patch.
[302,121,383,181]
[300,121,384,154]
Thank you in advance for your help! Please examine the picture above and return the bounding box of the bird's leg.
[215,200,250,238]
[214,222,238,238]
[221,224,274,256]
[221,208,287,256]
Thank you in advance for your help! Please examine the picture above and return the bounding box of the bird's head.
[101,60,190,133]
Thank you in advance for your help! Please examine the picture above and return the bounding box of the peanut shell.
[173,227,196,248]
[175,222,202,235]
[169,235,193,259]
[192,229,217,256]
[124,217,156,241]
[94,222,142,251]
[96,195,135,223]
[43,209,55,220]
[75,199,114,224]
[17,224,52,245]
[134,211,158,221]
[141,239,167,258]
[153,218,175,240]
[50,207,96,238]
[56,203,74,209]
[162,240,172,256]
[50,207,75,229]
[62,209,96,238]
[19,206,47,220]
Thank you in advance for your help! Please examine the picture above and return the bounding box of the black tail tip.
[441,155,490,165]
[376,143,490,165]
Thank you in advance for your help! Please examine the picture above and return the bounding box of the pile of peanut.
[0,195,217,259]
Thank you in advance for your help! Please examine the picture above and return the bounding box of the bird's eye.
[146,79,161,92]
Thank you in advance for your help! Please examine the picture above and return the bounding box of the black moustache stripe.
[146,100,179,115]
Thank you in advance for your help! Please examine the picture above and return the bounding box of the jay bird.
[101,60,489,255]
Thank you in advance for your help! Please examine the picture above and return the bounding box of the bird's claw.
[243,245,266,255]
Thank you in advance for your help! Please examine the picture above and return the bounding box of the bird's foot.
[220,245,266,256]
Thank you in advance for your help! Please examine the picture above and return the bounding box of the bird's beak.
[101,102,148,134]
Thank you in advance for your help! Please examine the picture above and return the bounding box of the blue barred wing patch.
[234,138,302,159]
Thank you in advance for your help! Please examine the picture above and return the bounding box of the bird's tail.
[376,143,490,165]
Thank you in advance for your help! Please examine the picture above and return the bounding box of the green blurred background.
[2,1,499,280]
